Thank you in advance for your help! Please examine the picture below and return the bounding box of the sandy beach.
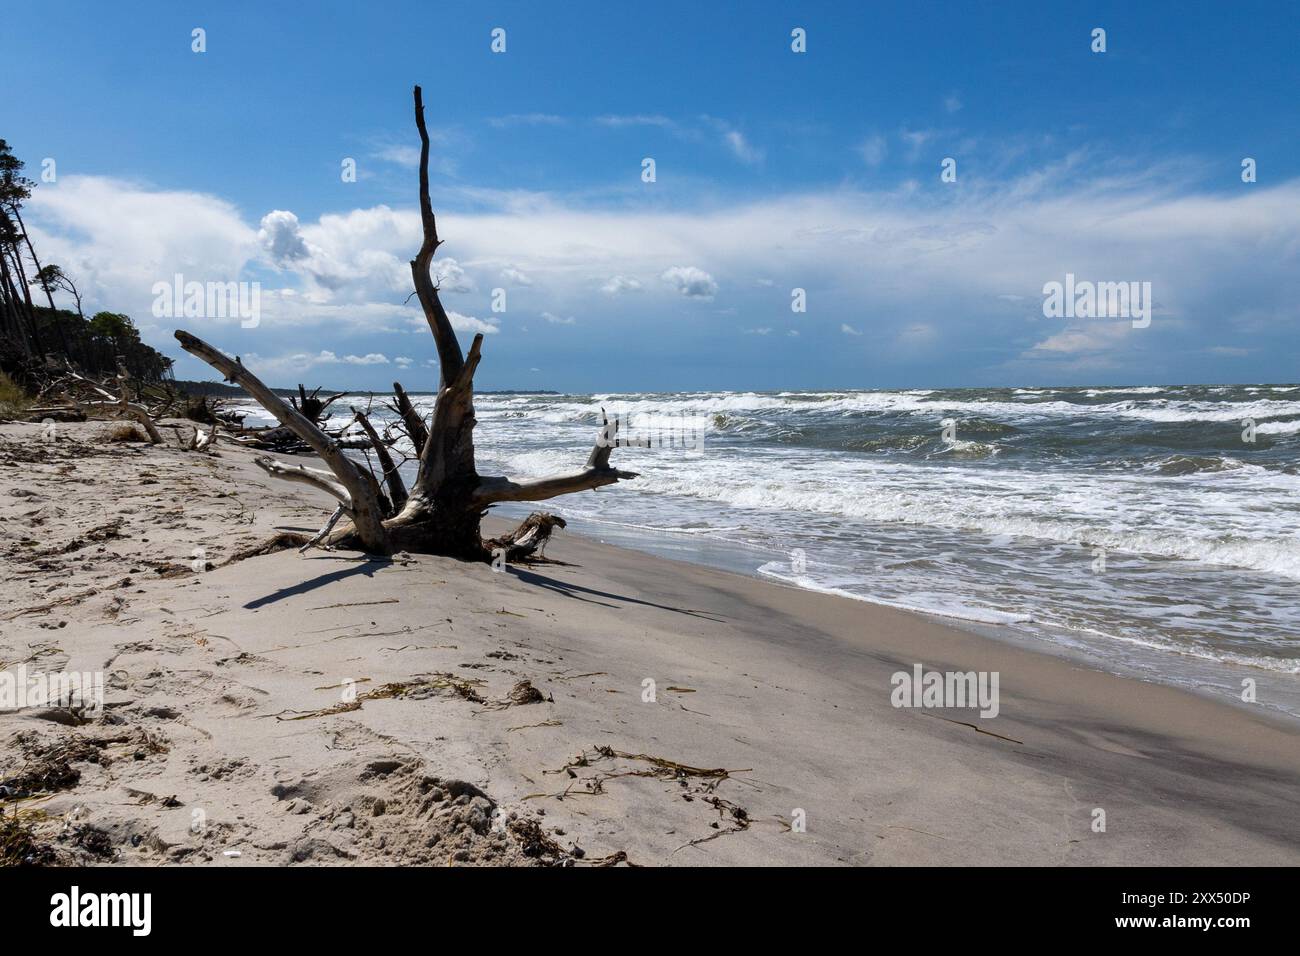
[1,419,1297,866]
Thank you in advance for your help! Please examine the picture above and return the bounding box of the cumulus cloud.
[258,209,313,264]
[602,275,642,295]
[500,267,532,286]
[431,257,475,293]
[24,175,258,336]
[661,266,718,300]
[447,311,499,335]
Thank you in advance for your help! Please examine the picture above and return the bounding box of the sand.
[1,419,1296,866]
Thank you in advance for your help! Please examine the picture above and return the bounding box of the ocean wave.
[755,562,1035,625]
[627,470,1300,580]
[478,391,1300,427]
[1153,455,1249,476]
[1256,419,1300,435]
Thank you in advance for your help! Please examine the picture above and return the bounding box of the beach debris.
[919,711,1023,745]
[507,719,562,733]
[541,746,748,797]
[484,513,567,563]
[531,746,752,854]
[0,806,58,866]
[506,680,546,705]
[264,672,487,721]
[674,795,751,852]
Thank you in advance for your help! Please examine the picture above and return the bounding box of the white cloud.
[342,352,389,365]
[944,94,963,114]
[501,267,532,286]
[395,356,414,367]
[372,145,422,168]
[841,323,863,336]
[447,311,499,335]
[541,311,576,325]
[744,327,773,335]
[723,129,764,165]
[661,266,718,300]
[488,113,566,128]
[24,175,258,335]
[595,114,677,131]
[431,257,475,293]
[602,275,643,295]
[258,209,313,264]
[1023,324,1130,357]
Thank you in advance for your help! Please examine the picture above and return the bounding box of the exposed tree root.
[486,513,568,562]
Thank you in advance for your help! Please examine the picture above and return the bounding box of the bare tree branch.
[392,381,429,458]
[411,84,464,385]
[472,466,638,506]
[253,455,352,505]
[351,406,407,511]
[174,330,389,553]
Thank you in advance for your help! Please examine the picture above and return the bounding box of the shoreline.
[499,504,1300,726]
[1,420,1297,865]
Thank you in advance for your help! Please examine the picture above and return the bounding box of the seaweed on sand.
[265,672,488,721]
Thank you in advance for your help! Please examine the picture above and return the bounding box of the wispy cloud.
[856,135,887,167]
[488,113,567,128]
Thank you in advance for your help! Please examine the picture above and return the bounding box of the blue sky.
[5,0,1298,390]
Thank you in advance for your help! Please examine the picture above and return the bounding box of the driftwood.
[486,513,567,562]
[174,85,638,561]
[58,363,163,444]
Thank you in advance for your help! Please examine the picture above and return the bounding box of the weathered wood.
[392,381,428,458]
[174,331,389,553]
[253,455,352,505]
[351,406,407,512]
[411,85,464,386]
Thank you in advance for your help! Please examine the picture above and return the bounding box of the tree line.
[0,139,173,385]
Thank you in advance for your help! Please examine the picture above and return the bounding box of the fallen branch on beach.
[173,85,639,562]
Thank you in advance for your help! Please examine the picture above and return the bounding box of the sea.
[234,384,1300,719]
